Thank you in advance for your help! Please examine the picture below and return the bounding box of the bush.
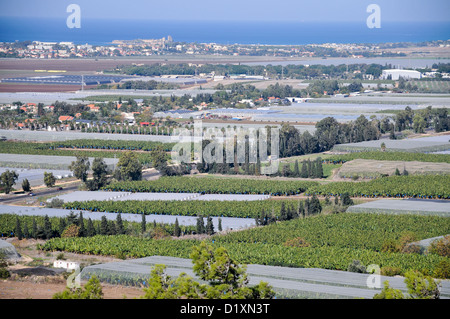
[381,266,402,277]
[283,237,310,248]
[0,252,10,279]
[56,253,66,260]
[433,260,450,279]
[0,267,10,279]
[381,239,400,253]
[347,260,367,273]
[402,243,423,254]
[47,198,65,208]
[61,224,80,238]
[398,232,417,248]
[428,235,450,257]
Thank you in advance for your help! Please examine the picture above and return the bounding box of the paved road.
[0,169,160,204]
[0,184,80,204]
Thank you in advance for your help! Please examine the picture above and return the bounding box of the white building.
[381,69,422,80]
[53,260,80,271]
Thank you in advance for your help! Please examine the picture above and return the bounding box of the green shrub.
[381,266,402,277]
[347,260,367,273]
[428,235,450,257]
[433,260,450,279]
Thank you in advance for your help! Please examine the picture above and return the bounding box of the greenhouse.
[347,198,450,217]
[80,255,450,299]
[0,205,255,230]
[47,191,270,203]
[0,240,21,261]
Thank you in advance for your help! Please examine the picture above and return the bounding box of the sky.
[1,0,449,22]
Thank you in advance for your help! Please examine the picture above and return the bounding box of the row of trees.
[280,158,324,178]
[255,195,322,226]
[68,151,143,190]
[391,106,449,135]
[0,170,55,194]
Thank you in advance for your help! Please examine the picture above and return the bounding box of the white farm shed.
[381,69,422,80]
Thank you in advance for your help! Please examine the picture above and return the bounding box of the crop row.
[62,199,303,219]
[102,176,319,196]
[324,151,450,164]
[49,139,175,152]
[40,234,447,276]
[214,213,450,251]
[0,141,156,164]
[306,175,450,199]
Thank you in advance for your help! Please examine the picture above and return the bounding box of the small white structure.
[53,260,80,271]
[381,69,422,80]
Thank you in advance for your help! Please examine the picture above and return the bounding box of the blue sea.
[0,17,449,45]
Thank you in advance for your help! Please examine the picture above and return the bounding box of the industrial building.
[380,69,422,80]
[0,75,132,85]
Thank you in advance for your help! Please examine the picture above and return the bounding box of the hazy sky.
[1,0,449,22]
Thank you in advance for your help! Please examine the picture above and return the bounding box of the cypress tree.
[15,216,23,240]
[174,218,181,237]
[315,158,323,178]
[196,216,205,234]
[43,215,52,239]
[280,202,287,221]
[298,201,304,218]
[86,218,95,237]
[31,217,37,239]
[307,159,312,177]
[141,213,146,234]
[206,216,214,235]
[58,217,67,236]
[304,198,310,217]
[78,212,85,237]
[23,220,29,239]
[293,160,300,177]
[67,211,78,226]
[309,194,322,214]
[22,178,31,192]
[116,213,124,235]
[300,160,308,178]
[100,216,108,235]
[108,221,117,235]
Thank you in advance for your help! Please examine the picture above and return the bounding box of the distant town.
[1,36,449,59]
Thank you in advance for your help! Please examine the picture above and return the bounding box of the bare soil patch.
[0,279,145,299]
[1,238,145,299]
[336,159,450,179]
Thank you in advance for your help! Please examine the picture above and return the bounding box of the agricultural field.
[102,176,319,196]
[61,198,299,219]
[0,205,253,232]
[0,129,176,143]
[324,150,450,164]
[332,135,450,153]
[49,191,271,203]
[78,255,450,299]
[0,153,118,170]
[347,199,450,217]
[0,167,72,187]
[335,159,450,179]
[0,140,174,166]
[410,80,450,94]
[305,174,450,199]
[39,212,450,279]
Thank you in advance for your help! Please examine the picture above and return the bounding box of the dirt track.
[0,279,145,299]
